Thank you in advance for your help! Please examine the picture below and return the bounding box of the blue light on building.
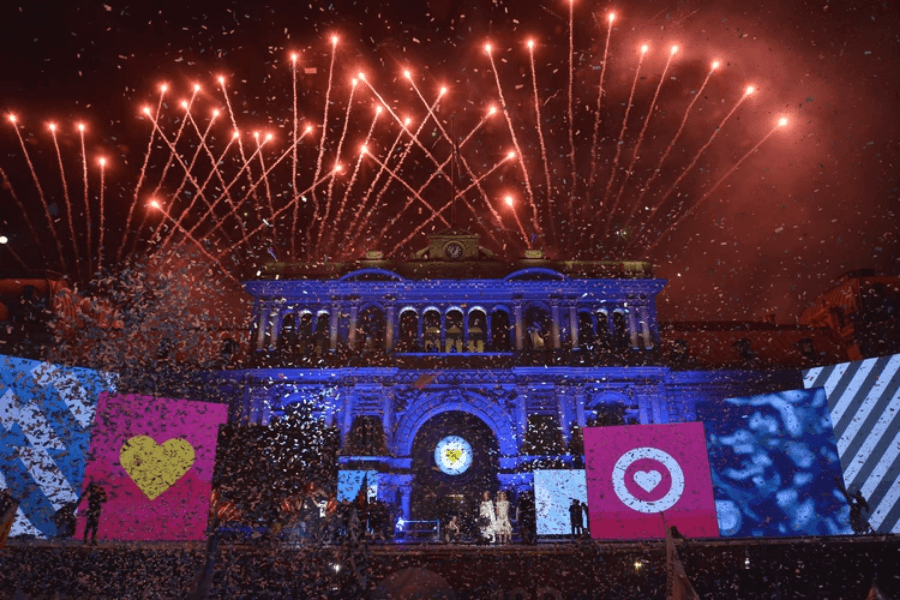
[231,231,802,523]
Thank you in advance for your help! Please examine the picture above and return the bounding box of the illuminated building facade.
[233,231,833,522]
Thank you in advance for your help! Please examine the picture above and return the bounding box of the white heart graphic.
[633,470,662,493]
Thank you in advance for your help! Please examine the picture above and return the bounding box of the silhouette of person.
[445,515,461,543]
[81,483,107,545]
[569,498,583,537]
[835,476,874,534]
[517,491,537,545]
[0,489,18,548]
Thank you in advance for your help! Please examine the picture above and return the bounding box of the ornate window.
[490,308,511,351]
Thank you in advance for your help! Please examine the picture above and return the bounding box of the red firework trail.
[323,108,380,257]
[8,115,66,272]
[636,85,755,236]
[486,44,542,239]
[621,61,719,231]
[586,12,615,197]
[607,45,678,232]
[119,89,165,266]
[642,118,788,255]
[1,7,795,280]
[527,41,557,247]
[49,124,81,272]
[601,44,647,209]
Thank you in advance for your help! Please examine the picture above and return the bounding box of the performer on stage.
[479,491,496,544]
[494,491,512,544]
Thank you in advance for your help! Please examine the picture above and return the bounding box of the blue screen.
[533,469,588,535]
[337,470,378,503]
[698,388,852,537]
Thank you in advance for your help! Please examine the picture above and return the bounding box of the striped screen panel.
[0,355,116,538]
[803,354,900,534]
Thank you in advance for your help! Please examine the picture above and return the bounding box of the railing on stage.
[395,519,441,543]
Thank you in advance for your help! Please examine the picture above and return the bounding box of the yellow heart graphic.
[120,436,196,500]
[445,449,462,464]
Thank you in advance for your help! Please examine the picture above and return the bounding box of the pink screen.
[77,393,228,541]
[583,422,719,540]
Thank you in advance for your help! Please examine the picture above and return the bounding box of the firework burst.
[1,5,790,284]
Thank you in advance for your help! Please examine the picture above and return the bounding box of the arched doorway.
[410,411,499,528]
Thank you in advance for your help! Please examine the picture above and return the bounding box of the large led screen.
[0,355,115,538]
[697,388,851,537]
[533,469,588,535]
[337,470,378,503]
[804,355,900,534]
[583,422,719,540]
[78,393,228,541]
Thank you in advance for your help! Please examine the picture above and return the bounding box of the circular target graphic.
[611,447,685,514]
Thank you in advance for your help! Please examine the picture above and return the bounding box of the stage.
[1,534,897,599]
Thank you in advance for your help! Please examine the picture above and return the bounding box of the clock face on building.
[444,242,464,260]
[434,435,474,475]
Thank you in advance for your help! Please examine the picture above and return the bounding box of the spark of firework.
[290,52,301,259]
[118,85,166,267]
[386,150,518,257]
[607,44,679,230]
[642,116,789,254]
[527,39,557,247]
[567,0,577,198]
[621,60,720,231]
[307,35,340,258]
[323,107,381,256]
[7,114,66,273]
[632,83,756,239]
[2,9,795,280]
[49,122,81,272]
[98,157,107,270]
[601,43,648,209]
[505,194,530,246]
[485,43,542,239]
[313,76,357,252]
[586,12,616,197]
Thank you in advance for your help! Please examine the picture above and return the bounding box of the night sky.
[0,0,897,322]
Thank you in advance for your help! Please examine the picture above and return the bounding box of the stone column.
[550,302,561,349]
[348,302,360,349]
[341,391,355,447]
[400,484,412,522]
[558,393,573,444]
[574,388,587,428]
[639,306,653,350]
[330,300,340,351]
[627,306,639,349]
[385,303,396,351]
[569,304,578,347]
[638,396,651,425]
[416,307,424,348]
[516,390,528,451]
[514,304,524,350]
[382,392,394,446]
[269,310,282,349]
[256,306,268,350]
